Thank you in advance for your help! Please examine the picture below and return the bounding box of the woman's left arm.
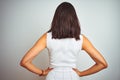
[20,33,47,75]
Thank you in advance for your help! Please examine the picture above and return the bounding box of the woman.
[20,2,108,80]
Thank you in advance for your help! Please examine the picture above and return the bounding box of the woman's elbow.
[101,62,108,69]
[20,60,27,67]
[103,62,108,68]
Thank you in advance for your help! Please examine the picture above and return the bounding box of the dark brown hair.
[48,2,81,40]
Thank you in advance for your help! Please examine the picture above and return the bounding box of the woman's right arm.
[73,35,108,77]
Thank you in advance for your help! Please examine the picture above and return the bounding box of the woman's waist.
[49,66,77,71]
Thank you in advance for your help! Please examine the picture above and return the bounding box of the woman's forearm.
[20,62,42,75]
[80,63,107,77]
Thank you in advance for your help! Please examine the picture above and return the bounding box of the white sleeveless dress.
[45,32,83,80]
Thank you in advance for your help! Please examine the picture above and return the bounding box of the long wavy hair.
[48,2,81,40]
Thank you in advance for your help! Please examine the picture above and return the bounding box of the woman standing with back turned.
[20,2,108,80]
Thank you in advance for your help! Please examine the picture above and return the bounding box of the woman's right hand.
[72,68,81,77]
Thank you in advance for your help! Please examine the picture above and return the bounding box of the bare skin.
[73,35,108,77]
[20,33,50,76]
[20,33,108,76]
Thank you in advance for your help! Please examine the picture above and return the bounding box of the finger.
[49,68,53,70]
[48,67,53,70]
[72,68,79,74]
[48,69,53,72]
[72,68,77,71]
[42,70,45,76]
[48,68,53,71]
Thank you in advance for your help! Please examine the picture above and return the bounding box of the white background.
[0,0,120,80]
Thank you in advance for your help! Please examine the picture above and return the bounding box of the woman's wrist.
[78,71,83,77]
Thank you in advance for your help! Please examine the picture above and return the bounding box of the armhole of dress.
[46,32,49,48]
[46,32,52,48]
[80,34,83,50]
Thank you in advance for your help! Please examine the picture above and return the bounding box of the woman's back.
[47,32,83,68]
